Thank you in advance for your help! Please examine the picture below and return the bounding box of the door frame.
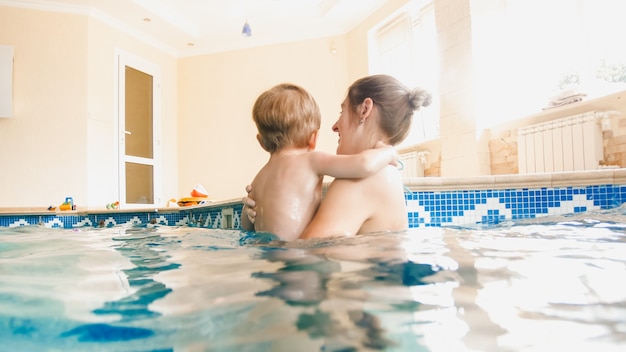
[114,49,162,208]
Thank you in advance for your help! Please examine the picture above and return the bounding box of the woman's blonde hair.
[347,74,432,145]
[252,83,321,153]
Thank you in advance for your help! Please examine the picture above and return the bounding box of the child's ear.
[308,130,319,150]
[256,134,265,149]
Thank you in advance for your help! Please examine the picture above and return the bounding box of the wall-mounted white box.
[0,45,14,118]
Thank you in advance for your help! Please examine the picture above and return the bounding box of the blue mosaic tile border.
[405,184,626,227]
[1,185,625,229]
[0,205,245,229]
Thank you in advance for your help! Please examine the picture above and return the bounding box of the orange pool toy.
[190,184,208,198]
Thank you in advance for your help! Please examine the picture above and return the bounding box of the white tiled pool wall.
[2,170,626,229]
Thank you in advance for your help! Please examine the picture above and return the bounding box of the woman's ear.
[308,130,319,150]
[360,97,374,120]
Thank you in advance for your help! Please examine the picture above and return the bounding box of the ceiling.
[3,0,388,57]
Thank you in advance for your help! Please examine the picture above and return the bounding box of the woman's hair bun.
[409,88,432,110]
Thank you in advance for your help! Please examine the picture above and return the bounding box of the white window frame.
[368,0,440,148]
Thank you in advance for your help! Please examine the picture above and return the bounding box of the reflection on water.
[92,228,179,322]
[0,210,625,351]
[252,244,445,350]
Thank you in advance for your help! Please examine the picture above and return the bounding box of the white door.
[116,50,162,208]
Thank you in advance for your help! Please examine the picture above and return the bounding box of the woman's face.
[332,97,361,155]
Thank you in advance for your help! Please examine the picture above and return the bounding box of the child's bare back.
[248,149,323,241]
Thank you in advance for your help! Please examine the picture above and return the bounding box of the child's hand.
[375,141,399,167]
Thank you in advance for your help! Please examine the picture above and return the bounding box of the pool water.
[1,209,625,351]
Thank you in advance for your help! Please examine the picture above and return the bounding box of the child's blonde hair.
[252,83,321,153]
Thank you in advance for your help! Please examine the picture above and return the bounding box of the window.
[369,0,440,148]
[471,0,626,129]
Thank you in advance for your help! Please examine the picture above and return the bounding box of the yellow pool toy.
[59,197,75,211]
[177,197,209,207]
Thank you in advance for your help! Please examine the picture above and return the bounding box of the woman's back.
[299,165,407,239]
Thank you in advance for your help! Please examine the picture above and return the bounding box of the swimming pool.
[1,209,625,351]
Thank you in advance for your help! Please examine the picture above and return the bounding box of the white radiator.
[398,151,425,177]
[517,112,604,173]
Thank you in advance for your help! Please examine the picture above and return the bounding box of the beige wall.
[0,7,88,208]
[0,6,177,208]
